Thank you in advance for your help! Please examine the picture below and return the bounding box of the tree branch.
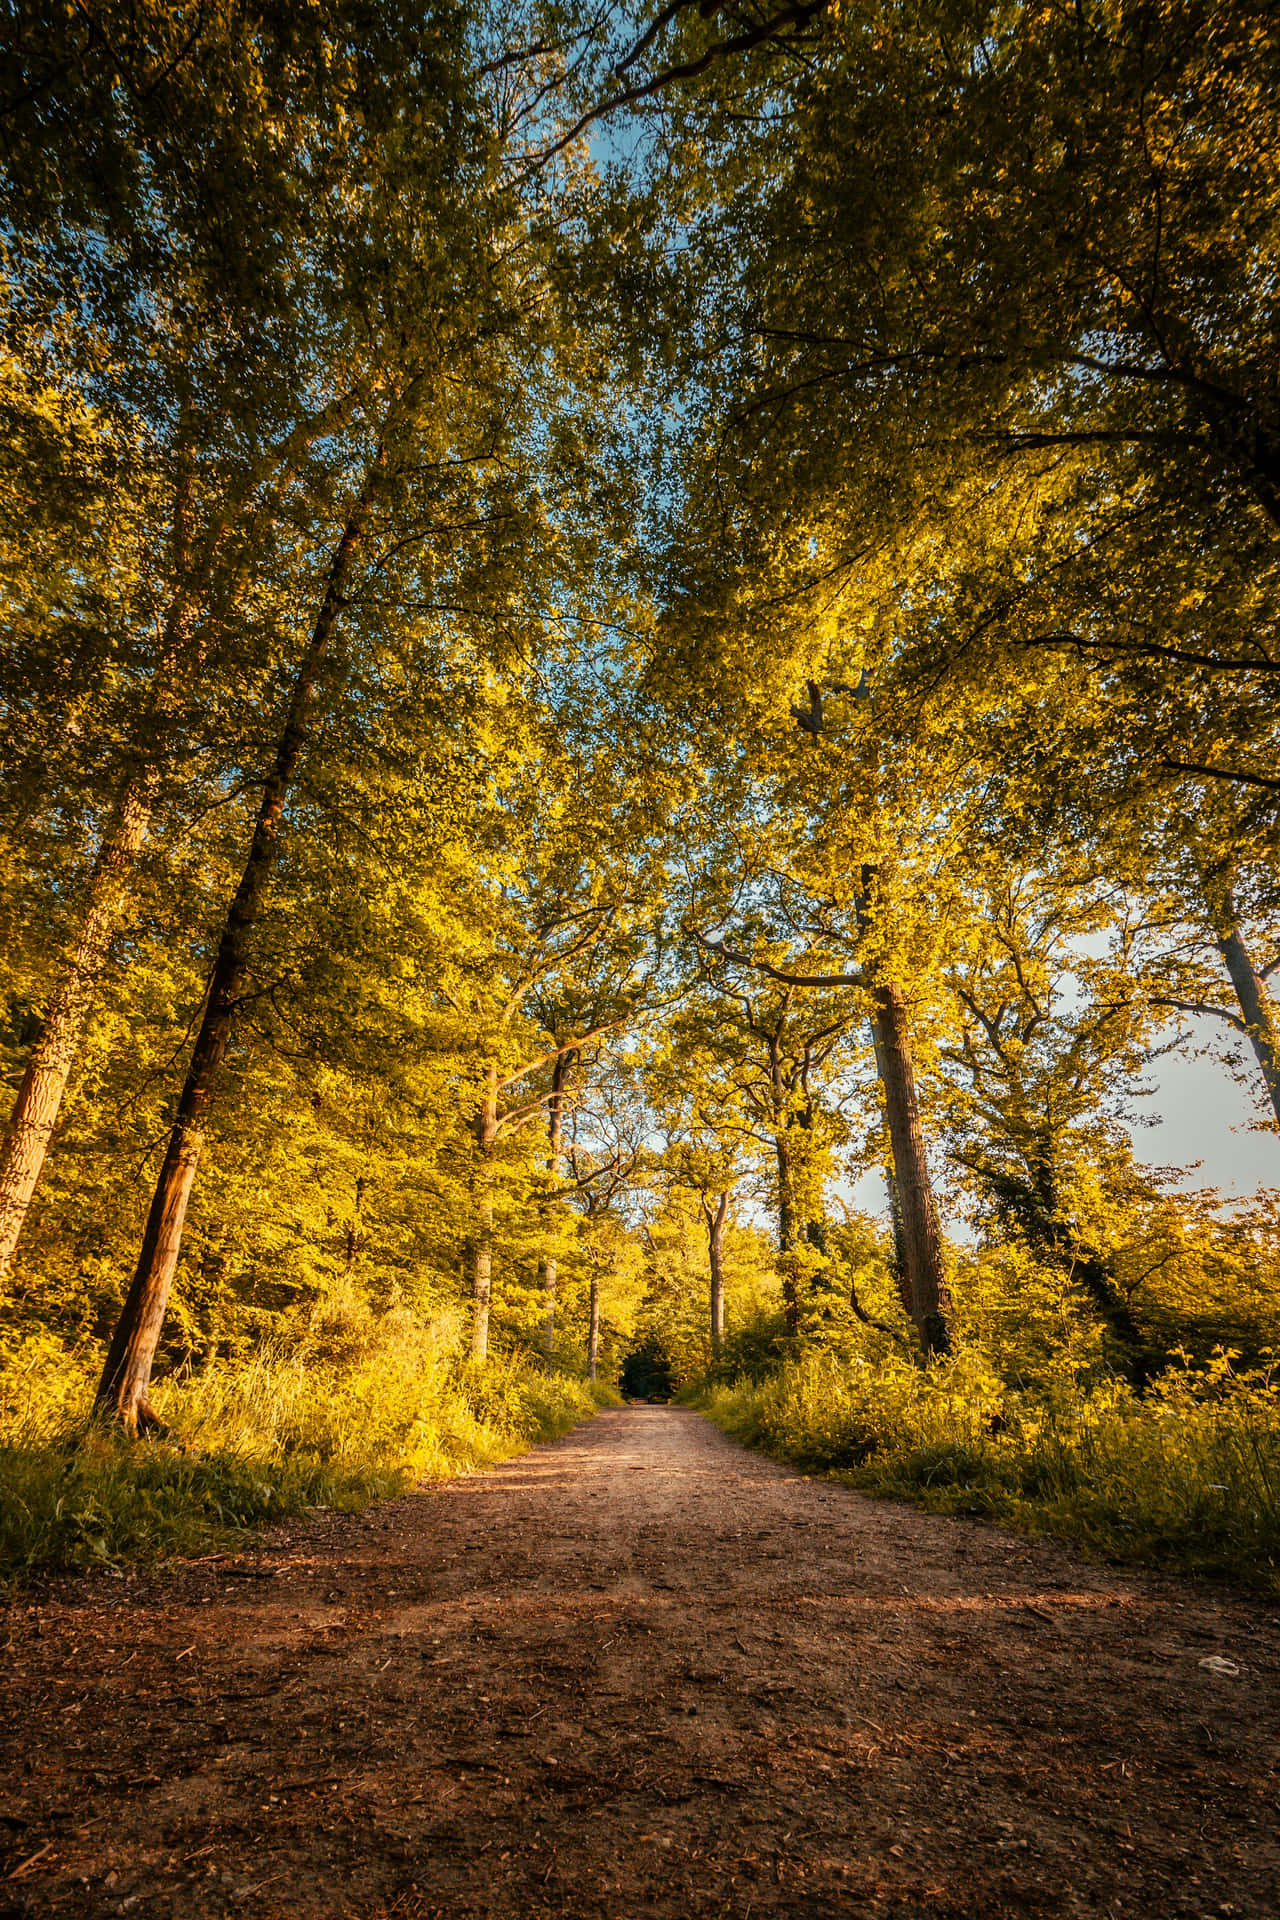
[1161,758,1280,794]
[533,0,829,164]
[686,926,862,989]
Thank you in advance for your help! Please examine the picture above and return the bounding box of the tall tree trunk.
[869,1023,915,1323]
[1209,886,1280,1128]
[470,1064,499,1366]
[344,1175,366,1281]
[0,551,201,1289]
[0,392,359,1291]
[587,1269,600,1383]
[95,461,382,1430]
[701,1190,728,1358]
[540,1256,557,1359]
[773,1131,801,1333]
[870,981,953,1358]
[0,773,158,1283]
[770,1031,802,1333]
[539,1050,572,1362]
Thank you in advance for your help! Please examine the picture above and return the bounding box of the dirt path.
[1,1406,1278,1919]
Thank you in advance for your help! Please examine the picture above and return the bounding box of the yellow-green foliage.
[0,1286,612,1583]
[703,1348,1280,1592]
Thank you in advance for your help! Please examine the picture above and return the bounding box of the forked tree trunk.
[470,1064,499,1366]
[870,980,953,1358]
[587,1269,600,1384]
[1209,886,1280,1128]
[701,1190,728,1358]
[95,460,382,1430]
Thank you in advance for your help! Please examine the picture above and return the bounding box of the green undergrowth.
[699,1348,1280,1592]
[0,1288,616,1583]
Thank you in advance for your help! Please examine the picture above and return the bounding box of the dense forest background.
[0,0,1277,1583]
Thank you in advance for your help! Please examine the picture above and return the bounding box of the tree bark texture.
[539,1050,571,1360]
[1210,887,1280,1128]
[96,462,382,1429]
[773,1131,801,1333]
[0,774,156,1284]
[702,1190,728,1358]
[587,1270,600,1383]
[344,1175,367,1281]
[0,394,361,1292]
[869,981,953,1358]
[769,1032,803,1333]
[0,572,206,1288]
[470,1064,499,1366]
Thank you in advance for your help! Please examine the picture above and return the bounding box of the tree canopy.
[0,0,1277,1440]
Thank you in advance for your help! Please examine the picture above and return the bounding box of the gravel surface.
[1,1403,1278,1918]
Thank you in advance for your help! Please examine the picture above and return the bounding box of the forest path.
[1,1405,1278,1920]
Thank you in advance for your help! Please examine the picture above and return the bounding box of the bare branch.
[533,0,829,165]
[686,925,862,989]
[1161,759,1280,794]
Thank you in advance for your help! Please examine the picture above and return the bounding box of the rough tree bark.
[1208,885,1280,1128]
[539,1049,573,1361]
[699,1189,728,1358]
[0,392,354,1289]
[772,1132,802,1333]
[95,455,383,1430]
[587,1268,600,1383]
[344,1175,367,1281]
[869,980,953,1358]
[470,1063,499,1366]
[0,476,199,1287]
[0,768,166,1283]
[769,1030,804,1334]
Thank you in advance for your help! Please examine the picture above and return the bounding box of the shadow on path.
[1,1405,1276,1918]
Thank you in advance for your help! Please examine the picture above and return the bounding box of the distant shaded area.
[621,1338,673,1401]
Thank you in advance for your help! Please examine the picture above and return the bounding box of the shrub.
[0,1287,606,1583]
[702,1348,1280,1591]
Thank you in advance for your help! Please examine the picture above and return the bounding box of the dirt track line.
[1,1403,1277,1919]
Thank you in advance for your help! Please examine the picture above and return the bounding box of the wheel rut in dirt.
[1,1403,1277,1918]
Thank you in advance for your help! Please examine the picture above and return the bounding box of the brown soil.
[1,1405,1277,1919]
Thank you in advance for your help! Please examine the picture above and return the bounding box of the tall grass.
[0,1287,615,1583]
[701,1347,1280,1590]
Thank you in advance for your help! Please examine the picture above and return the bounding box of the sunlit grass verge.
[699,1349,1280,1592]
[0,1290,615,1583]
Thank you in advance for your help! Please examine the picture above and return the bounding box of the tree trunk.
[470,1063,499,1366]
[0,393,360,1292]
[0,775,155,1284]
[1209,887,1280,1128]
[869,1024,915,1323]
[702,1190,728,1358]
[587,1269,600,1383]
[344,1175,366,1281]
[539,1050,571,1361]
[773,1131,802,1333]
[0,549,207,1289]
[95,461,382,1430]
[540,1258,557,1361]
[870,980,953,1358]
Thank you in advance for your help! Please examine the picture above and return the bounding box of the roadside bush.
[702,1348,1280,1591]
[0,1286,605,1583]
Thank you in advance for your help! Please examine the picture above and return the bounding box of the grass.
[699,1346,1280,1592]
[0,1289,617,1583]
